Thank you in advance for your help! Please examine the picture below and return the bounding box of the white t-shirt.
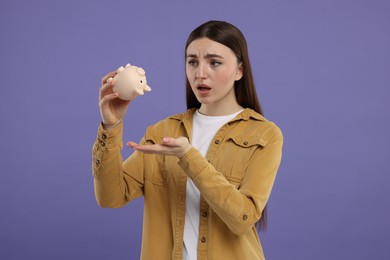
[183,109,243,260]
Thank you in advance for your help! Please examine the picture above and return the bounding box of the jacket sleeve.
[92,121,145,208]
[178,125,283,236]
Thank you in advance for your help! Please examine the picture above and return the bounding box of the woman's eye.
[188,59,197,66]
[211,61,222,67]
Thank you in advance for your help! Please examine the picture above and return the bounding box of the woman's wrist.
[102,119,122,130]
[178,144,192,159]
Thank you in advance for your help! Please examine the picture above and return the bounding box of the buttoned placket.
[174,174,187,259]
[197,120,235,258]
[176,113,246,259]
[197,196,209,258]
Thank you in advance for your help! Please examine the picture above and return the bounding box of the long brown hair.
[185,20,268,231]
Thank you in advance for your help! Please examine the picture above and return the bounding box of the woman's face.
[186,37,243,113]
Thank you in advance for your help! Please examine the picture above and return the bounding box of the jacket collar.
[169,108,266,122]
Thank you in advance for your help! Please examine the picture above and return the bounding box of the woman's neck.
[198,103,244,116]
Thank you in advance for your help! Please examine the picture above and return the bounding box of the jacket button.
[100,141,105,146]
[95,159,101,165]
[102,133,107,140]
[214,140,220,144]
[243,214,248,221]
[243,141,248,146]
[201,237,206,243]
[202,211,207,217]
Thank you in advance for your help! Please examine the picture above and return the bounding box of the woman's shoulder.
[238,108,283,141]
[157,108,195,125]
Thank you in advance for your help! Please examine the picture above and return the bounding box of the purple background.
[1,1,389,259]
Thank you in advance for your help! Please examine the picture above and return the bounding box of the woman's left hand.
[127,137,192,158]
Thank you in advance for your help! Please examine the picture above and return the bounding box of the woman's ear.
[235,63,243,81]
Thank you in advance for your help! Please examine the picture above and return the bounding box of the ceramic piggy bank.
[110,63,151,101]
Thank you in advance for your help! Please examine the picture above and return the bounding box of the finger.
[99,92,119,107]
[131,144,167,154]
[162,137,172,145]
[99,79,116,100]
[126,141,138,148]
[101,71,117,85]
[161,137,188,147]
[129,143,186,158]
[161,137,191,158]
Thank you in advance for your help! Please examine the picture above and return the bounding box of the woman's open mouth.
[196,84,211,95]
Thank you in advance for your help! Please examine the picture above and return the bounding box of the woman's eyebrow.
[186,54,198,58]
[205,54,224,59]
[186,53,224,59]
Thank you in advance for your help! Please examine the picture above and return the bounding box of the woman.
[93,20,283,260]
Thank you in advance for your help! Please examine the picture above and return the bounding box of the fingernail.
[163,137,170,143]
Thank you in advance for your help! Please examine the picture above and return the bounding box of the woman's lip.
[196,84,211,90]
[196,84,211,95]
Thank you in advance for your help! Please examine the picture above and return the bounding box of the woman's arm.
[92,71,144,208]
[178,130,283,235]
[92,121,146,207]
[128,123,283,235]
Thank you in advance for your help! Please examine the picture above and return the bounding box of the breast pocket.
[218,135,267,182]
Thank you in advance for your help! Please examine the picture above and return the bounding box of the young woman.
[93,20,283,260]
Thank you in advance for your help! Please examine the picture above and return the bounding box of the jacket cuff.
[96,121,123,148]
[178,147,209,179]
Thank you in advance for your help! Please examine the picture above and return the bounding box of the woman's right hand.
[99,71,131,129]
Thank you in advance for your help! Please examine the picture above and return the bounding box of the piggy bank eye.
[140,80,143,83]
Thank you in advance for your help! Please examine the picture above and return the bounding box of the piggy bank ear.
[136,67,146,76]
[116,66,125,73]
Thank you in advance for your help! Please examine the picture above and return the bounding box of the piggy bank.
[110,63,151,101]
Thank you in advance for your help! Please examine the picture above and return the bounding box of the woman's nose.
[196,63,207,79]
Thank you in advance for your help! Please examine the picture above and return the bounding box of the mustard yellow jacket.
[92,108,283,260]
